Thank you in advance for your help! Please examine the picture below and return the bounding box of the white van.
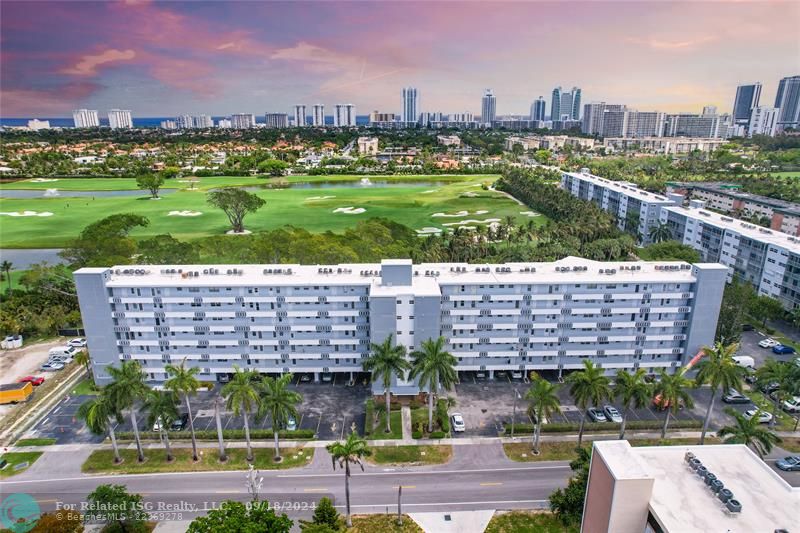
[49,346,77,359]
[732,355,755,369]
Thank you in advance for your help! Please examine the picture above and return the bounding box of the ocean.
[0,116,372,128]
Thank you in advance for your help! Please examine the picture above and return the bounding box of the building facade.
[293,105,307,127]
[193,114,213,129]
[265,113,289,129]
[74,258,726,389]
[230,113,256,129]
[175,115,194,129]
[402,87,418,125]
[108,109,133,129]
[334,104,356,127]
[530,97,546,122]
[357,136,379,155]
[775,75,800,131]
[312,104,325,127]
[748,106,779,137]
[481,89,496,126]
[603,137,726,155]
[72,109,99,128]
[732,83,762,126]
[27,119,50,130]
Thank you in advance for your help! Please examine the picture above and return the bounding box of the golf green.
[0,175,546,248]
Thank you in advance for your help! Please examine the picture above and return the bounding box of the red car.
[19,376,45,386]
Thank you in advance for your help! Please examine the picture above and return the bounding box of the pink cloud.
[624,36,717,51]
[1,82,102,115]
[61,48,136,76]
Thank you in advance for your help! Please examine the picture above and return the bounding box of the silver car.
[451,413,465,432]
[603,405,623,423]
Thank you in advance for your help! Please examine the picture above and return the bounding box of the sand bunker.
[420,190,438,194]
[333,207,366,214]
[431,209,490,218]
[30,178,59,183]
[416,227,443,235]
[307,195,336,200]
[167,210,203,217]
[461,192,479,197]
[441,218,501,227]
[519,211,541,217]
[226,229,252,235]
[0,210,54,217]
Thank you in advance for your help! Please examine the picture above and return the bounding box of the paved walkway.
[401,406,412,442]
[410,510,495,533]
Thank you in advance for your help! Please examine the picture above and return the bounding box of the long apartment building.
[74,258,726,391]
[562,170,800,310]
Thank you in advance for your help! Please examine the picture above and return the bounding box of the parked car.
[286,415,297,431]
[153,417,164,432]
[775,456,800,472]
[772,344,796,355]
[603,405,623,423]
[743,409,773,424]
[511,371,523,380]
[760,381,779,395]
[732,356,755,369]
[40,362,64,372]
[741,324,754,331]
[587,407,608,422]
[758,338,779,349]
[782,396,800,414]
[18,376,45,386]
[170,413,189,431]
[722,389,750,404]
[475,372,487,380]
[744,372,758,385]
[299,374,312,383]
[451,413,466,432]
[652,394,683,410]
[321,373,333,383]
[67,338,87,348]
[49,346,78,358]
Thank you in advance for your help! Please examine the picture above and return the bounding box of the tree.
[549,446,591,527]
[165,359,202,461]
[74,349,91,374]
[756,358,800,426]
[222,366,260,462]
[77,391,123,464]
[648,222,672,243]
[525,374,561,455]
[694,342,743,444]
[186,501,293,533]
[258,159,289,176]
[639,240,701,263]
[327,432,371,528]
[207,188,266,233]
[613,368,652,440]
[565,360,611,445]
[1,260,12,292]
[214,395,227,462]
[86,484,148,533]
[718,408,781,458]
[60,214,150,268]
[144,389,179,461]
[136,173,165,199]
[299,497,341,532]
[409,337,458,433]
[653,369,695,438]
[258,374,302,461]
[138,234,200,264]
[362,334,411,434]
[29,510,83,533]
[748,295,784,328]
[106,360,149,462]
[715,280,756,344]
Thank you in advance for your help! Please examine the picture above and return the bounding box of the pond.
[0,248,65,269]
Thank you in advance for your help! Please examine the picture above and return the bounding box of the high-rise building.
[217,118,232,129]
[27,119,50,130]
[732,83,762,126]
[530,97,546,121]
[665,113,724,138]
[107,109,133,129]
[582,104,662,138]
[160,119,177,130]
[774,75,800,131]
[702,105,718,116]
[481,89,496,126]
[264,113,288,129]
[581,102,607,135]
[551,86,580,121]
[748,106,779,137]
[312,104,325,126]
[293,105,306,127]
[560,91,573,121]
[175,115,194,129]
[193,114,213,128]
[231,113,256,129]
[570,87,581,120]
[334,104,356,127]
[551,87,562,121]
[72,109,99,128]
[402,87,418,125]
[449,112,474,123]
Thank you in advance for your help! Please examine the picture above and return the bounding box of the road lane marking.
[340,499,549,509]
[215,490,241,494]
[392,485,416,489]
[479,482,502,486]
[303,488,329,492]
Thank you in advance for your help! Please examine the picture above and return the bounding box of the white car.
[759,338,779,349]
[68,338,87,348]
[743,409,773,424]
[451,413,466,432]
[783,396,800,414]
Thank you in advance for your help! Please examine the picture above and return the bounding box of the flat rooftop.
[675,181,800,216]
[562,170,674,204]
[594,441,799,533]
[75,257,704,287]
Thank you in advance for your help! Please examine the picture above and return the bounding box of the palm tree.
[77,390,123,464]
[613,368,652,440]
[222,366,260,462]
[258,374,302,462]
[327,432,372,528]
[525,374,560,455]
[756,358,799,427]
[409,337,458,433]
[165,359,201,461]
[1,260,12,292]
[214,395,227,462]
[106,360,149,462]
[653,369,695,439]
[75,350,91,375]
[694,342,743,444]
[565,360,611,446]
[718,408,781,459]
[362,335,411,434]
[648,222,672,243]
[144,390,179,461]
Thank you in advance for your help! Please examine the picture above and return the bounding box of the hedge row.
[116,428,315,441]
[503,419,703,436]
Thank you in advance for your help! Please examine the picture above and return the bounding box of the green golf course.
[0,174,546,248]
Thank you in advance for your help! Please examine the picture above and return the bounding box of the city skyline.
[1,1,798,117]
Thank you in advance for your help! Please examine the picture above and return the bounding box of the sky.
[1,1,799,118]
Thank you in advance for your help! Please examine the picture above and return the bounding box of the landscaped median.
[502,418,703,436]
[81,447,314,474]
[503,437,722,462]
[364,399,403,440]
[368,445,452,466]
[13,438,57,447]
[485,510,576,533]
[0,451,43,478]
[114,428,315,442]
[349,514,423,532]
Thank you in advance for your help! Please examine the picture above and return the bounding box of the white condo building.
[193,114,213,129]
[334,104,356,127]
[312,104,325,126]
[402,87,418,125]
[747,106,779,137]
[175,115,194,129]
[75,258,726,391]
[27,119,50,130]
[481,89,496,126]
[294,105,307,127]
[264,113,288,129]
[231,113,256,129]
[108,109,133,129]
[72,109,99,128]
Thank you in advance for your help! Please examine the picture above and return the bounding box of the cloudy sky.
[1,1,798,117]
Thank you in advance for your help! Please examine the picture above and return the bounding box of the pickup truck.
[0,382,34,404]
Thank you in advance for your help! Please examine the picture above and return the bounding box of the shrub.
[365,399,375,433]
[116,428,315,441]
[429,430,446,439]
[503,419,703,436]
[435,399,450,433]
[412,431,423,439]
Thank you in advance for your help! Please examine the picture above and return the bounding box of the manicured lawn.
[504,437,722,462]
[14,438,57,446]
[747,390,797,431]
[779,437,800,453]
[0,175,542,248]
[349,514,423,533]
[367,410,404,440]
[485,511,577,533]
[0,176,265,191]
[369,445,452,465]
[81,446,313,474]
[0,451,43,478]
[71,377,99,396]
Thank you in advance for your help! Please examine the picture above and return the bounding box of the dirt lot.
[0,337,64,417]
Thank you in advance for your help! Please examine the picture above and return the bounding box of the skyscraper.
[732,83,762,125]
[334,104,356,127]
[748,106,779,137]
[402,87,418,125]
[560,92,573,121]
[72,109,99,128]
[774,75,800,131]
[107,109,132,129]
[530,97,546,121]
[265,113,288,128]
[312,104,325,126]
[551,87,561,121]
[570,87,581,120]
[294,105,307,127]
[230,113,256,129]
[175,114,194,129]
[551,86,581,121]
[193,114,213,128]
[481,89,496,126]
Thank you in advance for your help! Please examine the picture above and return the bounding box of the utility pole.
[397,484,403,525]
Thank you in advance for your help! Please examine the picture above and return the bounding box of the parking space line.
[304,488,329,492]
[480,482,503,486]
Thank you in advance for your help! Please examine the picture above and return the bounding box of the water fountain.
[359,177,372,186]
[43,188,60,197]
